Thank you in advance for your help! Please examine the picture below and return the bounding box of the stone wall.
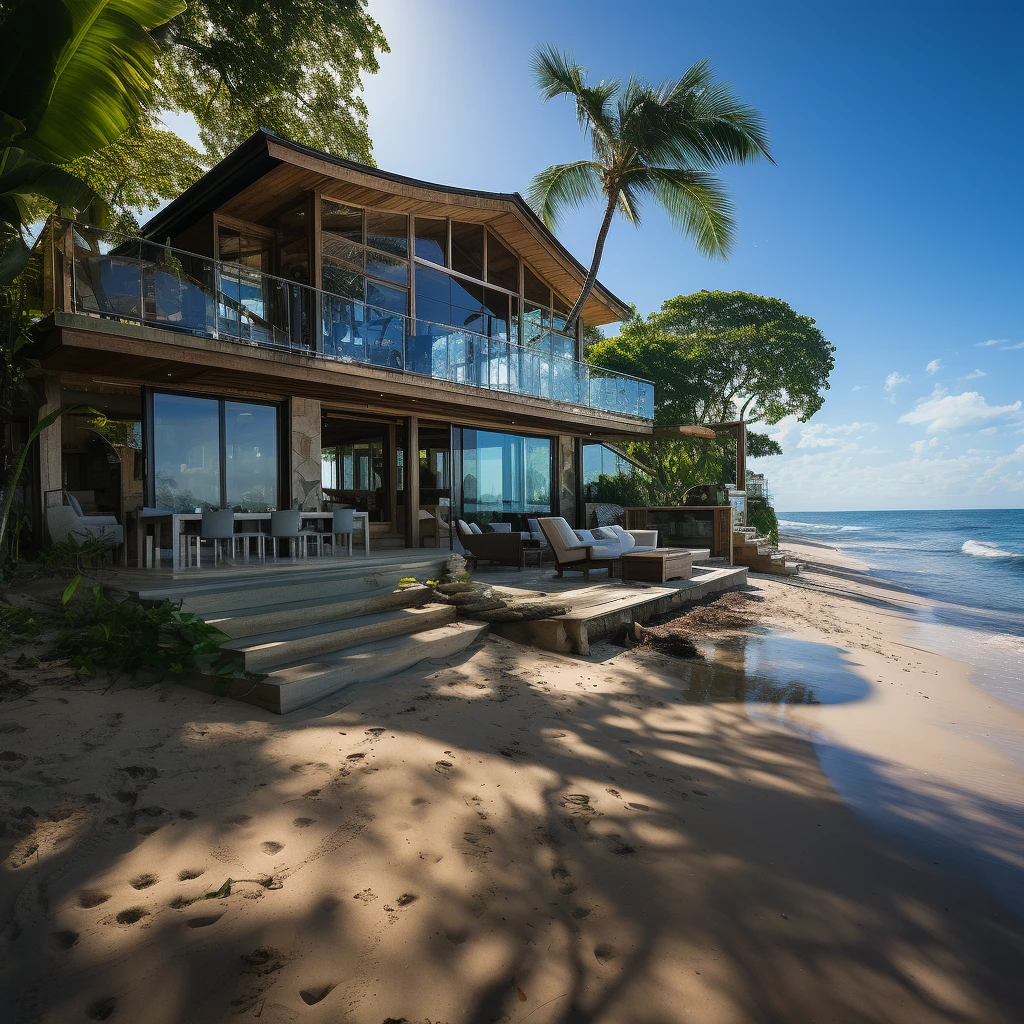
[290,398,322,509]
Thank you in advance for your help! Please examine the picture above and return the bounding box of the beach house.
[27,129,655,555]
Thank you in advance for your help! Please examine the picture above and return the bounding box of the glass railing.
[56,220,654,420]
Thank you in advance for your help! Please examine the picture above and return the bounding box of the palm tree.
[527,46,773,334]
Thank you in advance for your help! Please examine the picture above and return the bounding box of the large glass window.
[225,401,279,511]
[414,217,447,265]
[367,211,408,258]
[151,392,279,511]
[152,393,221,511]
[486,232,518,291]
[459,429,551,517]
[451,222,483,278]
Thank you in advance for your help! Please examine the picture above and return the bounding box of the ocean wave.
[961,540,1023,560]
[778,520,865,533]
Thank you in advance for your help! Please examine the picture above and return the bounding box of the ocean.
[777,508,1024,711]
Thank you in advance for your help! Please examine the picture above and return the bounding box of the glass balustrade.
[59,219,654,419]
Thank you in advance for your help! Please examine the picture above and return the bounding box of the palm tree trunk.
[565,189,619,336]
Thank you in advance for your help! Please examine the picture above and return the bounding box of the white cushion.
[590,542,620,558]
[457,520,471,533]
[468,522,483,535]
[608,524,636,553]
[65,492,84,517]
[574,529,596,543]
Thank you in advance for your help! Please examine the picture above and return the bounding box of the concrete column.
[404,415,419,547]
[290,398,322,508]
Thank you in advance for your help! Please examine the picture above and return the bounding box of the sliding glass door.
[150,391,280,512]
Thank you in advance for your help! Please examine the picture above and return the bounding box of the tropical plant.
[0,0,186,282]
[527,47,773,333]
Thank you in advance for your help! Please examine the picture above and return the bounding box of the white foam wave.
[961,540,1023,560]
[778,520,865,533]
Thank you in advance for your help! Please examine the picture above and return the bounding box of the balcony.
[50,220,654,421]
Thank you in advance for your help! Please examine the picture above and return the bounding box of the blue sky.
[170,0,1024,510]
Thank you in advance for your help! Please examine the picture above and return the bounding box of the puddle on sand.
[668,628,870,707]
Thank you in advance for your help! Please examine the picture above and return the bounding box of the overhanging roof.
[141,130,632,326]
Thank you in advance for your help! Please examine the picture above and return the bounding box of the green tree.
[527,46,772,334]
[587,290,833,497]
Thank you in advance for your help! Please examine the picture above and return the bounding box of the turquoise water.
[778,509,1024,710]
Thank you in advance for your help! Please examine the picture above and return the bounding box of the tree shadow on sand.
[1,636,1022,1023]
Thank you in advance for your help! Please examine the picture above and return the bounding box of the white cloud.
[1002,341,1024,351]
[974,339,1004,347]
[910,437,940,457]
[925,358,942,376]
[795,421,877,450]
[852,384,863,391]
[884,371,910,402]
[963,369,986,380]
[898,391,1022,433]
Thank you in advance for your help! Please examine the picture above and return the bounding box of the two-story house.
[29,129,654,556]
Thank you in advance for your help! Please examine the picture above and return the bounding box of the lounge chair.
[536,517,620,579]
[455,519,523,569]
[46,501,123,552]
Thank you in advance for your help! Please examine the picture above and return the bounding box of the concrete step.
[215,621,489,714]
[221,603,458,672]
[206,584,433,639]
[138,557,446,614]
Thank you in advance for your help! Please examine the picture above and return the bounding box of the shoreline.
[1,544,1023,1022]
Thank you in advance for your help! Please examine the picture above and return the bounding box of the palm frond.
[530,45,618,144]
[648,166,735,257]
[526,160,603,230]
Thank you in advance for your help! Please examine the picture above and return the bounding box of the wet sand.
[1,542,1023,1023]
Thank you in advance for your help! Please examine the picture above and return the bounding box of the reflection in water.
[671,629,870,707]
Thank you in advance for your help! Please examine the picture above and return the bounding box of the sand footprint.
[78,889,111,909]
[299,983,335,1005]
[177,867,205,881]
[85,996,117,1020]
[129,873,159,890]
[292,817,315,828]
[115,907,148,925]
[260,841,284,855]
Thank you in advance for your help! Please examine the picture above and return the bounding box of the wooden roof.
[142,131,631,326]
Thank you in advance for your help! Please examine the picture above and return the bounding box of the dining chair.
[324,507,354,556]
[269,508,321,558]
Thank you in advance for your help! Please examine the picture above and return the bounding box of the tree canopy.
[589,290,835,428]
[587,290,834,499]
[527,47,772,333]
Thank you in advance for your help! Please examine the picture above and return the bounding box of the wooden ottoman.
[620,548,695,583]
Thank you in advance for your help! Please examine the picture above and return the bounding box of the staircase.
[732,526,800,576]
[134,556,487,714]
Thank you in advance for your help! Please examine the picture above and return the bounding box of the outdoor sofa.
[455,519,524,569]
[45,497,123,554]
[536,517,659,578]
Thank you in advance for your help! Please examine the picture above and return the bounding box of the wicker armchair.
[455,519,523,569]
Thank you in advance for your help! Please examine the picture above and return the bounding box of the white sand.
[1,542,1022,1023]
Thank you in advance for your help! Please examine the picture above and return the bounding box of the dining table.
[135,509,370,569]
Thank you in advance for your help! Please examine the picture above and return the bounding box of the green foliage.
[588,290,835,428]
[747,497,779,545]
[53,585,231,678]
[585,471,660,508]
[154,1,389,164]
[528,47,772,330]
[0,602,42,651]
[33,534,113,578]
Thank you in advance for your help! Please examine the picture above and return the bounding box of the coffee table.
[620,547,706,583]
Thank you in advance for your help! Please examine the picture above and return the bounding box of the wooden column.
[404,415,420,547]
[37,376,63,525]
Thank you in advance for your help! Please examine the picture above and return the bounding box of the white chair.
[45,504,123,552]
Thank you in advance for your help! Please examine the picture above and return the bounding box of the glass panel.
[552,292,571,315]
[450,276,483,313]
[451,222,483,278]
[366,211,409,258]
[483,288,509,339]
[365,279,407,316]
[486,232,518,291]
[415,264,451,303]
[322,260,363,300]
[459,429,551,519]
[152,393,220,511]
[415,295,449,326]
[366,249,408,286]
[322,233,363,271]
[523,266,550,306]
[414,217,447,265]
[225,402,278,510]
[452,305,486,334]
[322,199,363,243]
[321,293,360,360]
